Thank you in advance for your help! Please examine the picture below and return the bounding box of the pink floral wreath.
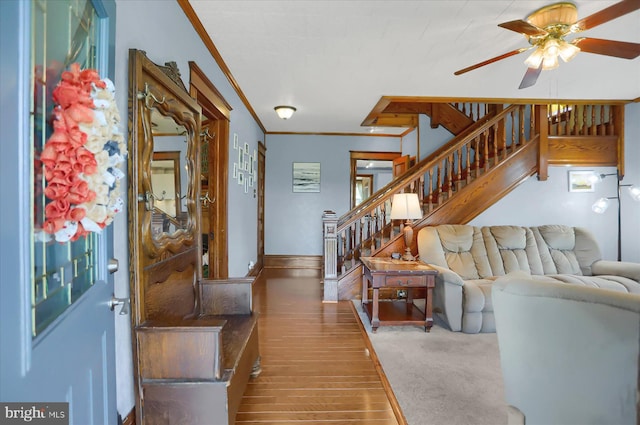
[41,63,126,243]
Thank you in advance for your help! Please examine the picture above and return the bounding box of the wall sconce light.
[274,105,296,120]
[390,193,423,261]
[590,171,640,261]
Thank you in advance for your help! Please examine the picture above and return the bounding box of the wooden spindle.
[529,104,535,143]
[608,105,615,135]
[340,229,347,273]
[447,156,453,198]
[427,169,434,211]
[483,130,489,172]
[491,125,498,165]
[511,110,517,147]
[465,143,471,183]
[456,148,462,190]
[519,105,525,146]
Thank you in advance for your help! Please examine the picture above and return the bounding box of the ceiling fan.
[454,0,640,89]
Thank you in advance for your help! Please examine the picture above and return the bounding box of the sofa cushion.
[428,225,492,280]
[482,226,545,276]
[534,225,583,275]
[536,274,640,294]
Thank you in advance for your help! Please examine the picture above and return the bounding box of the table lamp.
[390,193,422,261]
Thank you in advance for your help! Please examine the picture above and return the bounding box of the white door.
[0,1,118,423]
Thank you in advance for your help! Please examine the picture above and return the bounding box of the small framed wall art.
[568,170,595,192]
[293,162,320,193]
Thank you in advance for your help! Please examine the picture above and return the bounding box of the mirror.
[354,159,393,206]
[151,150,183,237]
[149,108,189,239]
[355,174,373,205]
[129,49,202,258]
[350,151,401,209]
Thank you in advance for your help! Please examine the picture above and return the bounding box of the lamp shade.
[390,193,422,220]
[274,105,296,120]
[592,197,610,214]
[629,185,640,201]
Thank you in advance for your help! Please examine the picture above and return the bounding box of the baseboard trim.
[264,255,322,269]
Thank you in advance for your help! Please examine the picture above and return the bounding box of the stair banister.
[338,104,522,226]
[322,105,526,301]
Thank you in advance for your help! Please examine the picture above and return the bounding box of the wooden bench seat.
[137,312,259,425]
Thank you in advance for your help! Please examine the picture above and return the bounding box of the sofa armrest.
[425,263,465,286]
[591,260,640,283]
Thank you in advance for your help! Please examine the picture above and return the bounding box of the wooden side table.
[361,257,437,332]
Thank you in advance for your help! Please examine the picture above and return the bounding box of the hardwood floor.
[236,269,405,425]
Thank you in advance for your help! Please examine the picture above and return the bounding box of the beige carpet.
[353,300,507,425]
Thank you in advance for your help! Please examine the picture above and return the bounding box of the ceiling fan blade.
[518,64,543,90]
[454,47,530,75]
[572,0,640,32]
[498,19,547,36]
[573,37,640,59]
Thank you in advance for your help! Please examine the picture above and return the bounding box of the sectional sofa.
[416,224,640,333]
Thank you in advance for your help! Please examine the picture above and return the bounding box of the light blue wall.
[418,114,453,159]
[471,102,640,263]
[264,134,400,255]
[401,127,418,158]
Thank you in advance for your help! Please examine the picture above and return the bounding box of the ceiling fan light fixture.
[543,38,560,57]
[558,40,580,62]
[524,48,544,68]
[274,105,296,120]
[542,53,559,70]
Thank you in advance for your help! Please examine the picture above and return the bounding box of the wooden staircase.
[323,102,624,302]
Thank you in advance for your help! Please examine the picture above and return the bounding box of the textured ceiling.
[188,0,640,135]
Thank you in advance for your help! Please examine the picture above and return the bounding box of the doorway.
[350,151,401,208]
[189,62,231,279]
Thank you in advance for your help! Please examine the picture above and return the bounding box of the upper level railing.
[450,101,491,122]
[546,103,616,136]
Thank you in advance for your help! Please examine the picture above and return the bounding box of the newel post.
[322,210,338,302]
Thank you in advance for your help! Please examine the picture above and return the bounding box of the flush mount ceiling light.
[274,105,296,120]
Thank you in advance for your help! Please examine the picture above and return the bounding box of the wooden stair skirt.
[136,280,260,425]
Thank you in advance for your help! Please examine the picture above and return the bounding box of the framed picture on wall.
[238,147,245,170]
[293,162,320,193]
[568,170,595,192]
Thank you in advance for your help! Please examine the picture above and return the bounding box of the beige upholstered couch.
[417,224,640,333]
[493,276,640,425]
